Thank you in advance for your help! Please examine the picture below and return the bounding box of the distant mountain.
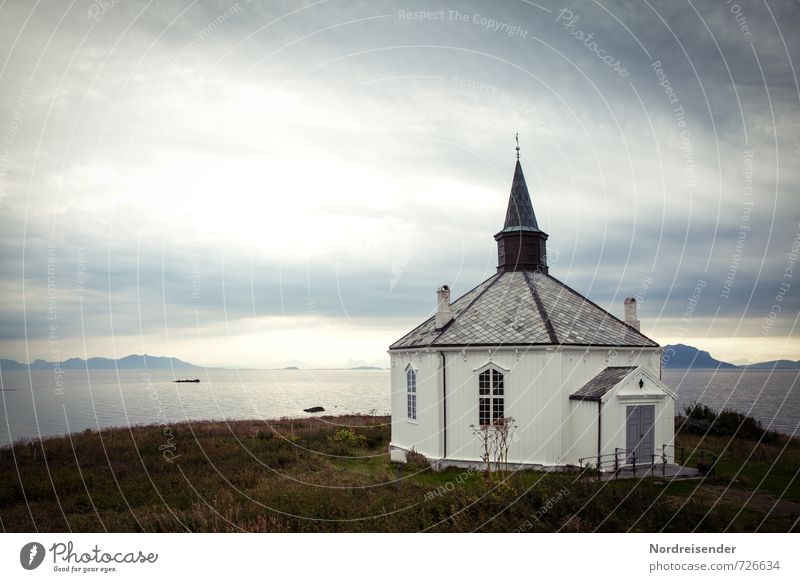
[662,344,800,370]
[0,359,28,370]
[277,359,312,370]
[343,358,390,370]
[1,354,197,370]
[662,344,737,369]
[741,359,800,370]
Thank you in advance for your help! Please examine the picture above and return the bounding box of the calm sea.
[664,368,799,437]
[0,368,797,447]
[0,369,390,448]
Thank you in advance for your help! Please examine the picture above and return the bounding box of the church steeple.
[494,139,548,273]
[503,159,539,231]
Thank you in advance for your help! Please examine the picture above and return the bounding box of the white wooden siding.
[565,399,599,465]
[389,352,441,458]
[390,346,673,466]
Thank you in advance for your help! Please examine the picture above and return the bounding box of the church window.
[478,368,504,425]
[406,369,417,420]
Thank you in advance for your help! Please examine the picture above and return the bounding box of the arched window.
[478,368,504,426]
[406,368,417,420]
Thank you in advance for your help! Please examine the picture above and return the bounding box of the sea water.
[0,367,797,446]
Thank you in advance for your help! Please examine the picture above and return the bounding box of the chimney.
[435,285,452,329]
[624,297,640,331]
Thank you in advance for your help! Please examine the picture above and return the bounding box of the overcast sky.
[0,0,798,367]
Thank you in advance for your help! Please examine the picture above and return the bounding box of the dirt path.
[697,485,800,519]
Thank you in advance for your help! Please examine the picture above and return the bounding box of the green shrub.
[680,402,777,442]
[404,448,429,470]
[361,428,385,449]
[696,457,713,474]
[684,402,716,421]
[331,428,366,447]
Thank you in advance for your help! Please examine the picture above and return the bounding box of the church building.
[388,146,677,470]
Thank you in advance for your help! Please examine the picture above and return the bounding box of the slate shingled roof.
[389,271,658,349]
[501,160,541,233]
[569,366,638,401]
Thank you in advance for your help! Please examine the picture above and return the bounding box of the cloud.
[1,0,798,365]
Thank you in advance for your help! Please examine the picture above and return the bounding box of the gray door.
[626,405,655,464]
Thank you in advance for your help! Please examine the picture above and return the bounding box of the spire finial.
[515,132,520,160]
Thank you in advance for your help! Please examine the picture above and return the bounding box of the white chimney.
[624,297,640,331]
[435,285,452,329]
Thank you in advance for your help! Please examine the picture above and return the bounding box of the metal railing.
[578,448,662,479]
[663,443,717,473]
[578,443,717,480]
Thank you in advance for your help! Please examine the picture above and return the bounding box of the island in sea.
[662,344,800,369]
[3,344,795,372]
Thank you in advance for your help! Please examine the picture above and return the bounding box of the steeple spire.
[502,157,540,231]
[494,145,549,273]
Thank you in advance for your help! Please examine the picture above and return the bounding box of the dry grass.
[675,429,800,501]
[0,415,796,532]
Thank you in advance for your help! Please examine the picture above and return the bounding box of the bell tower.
[495,136,548,273]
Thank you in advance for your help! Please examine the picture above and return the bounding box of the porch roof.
[569,366,638,401]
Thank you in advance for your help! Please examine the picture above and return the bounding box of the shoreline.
[0,413,391,450]
[2,411,795,452]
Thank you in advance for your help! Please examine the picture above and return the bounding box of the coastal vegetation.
[679,402,779,442]
[0,413,797,532]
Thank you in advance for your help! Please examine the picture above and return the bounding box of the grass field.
[1,415,797,532]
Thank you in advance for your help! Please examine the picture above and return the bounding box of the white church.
[388,148,677,470]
